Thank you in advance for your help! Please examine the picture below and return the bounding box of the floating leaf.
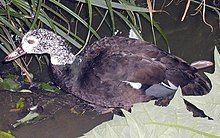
[0,131,15,138]
[16,98,25,109]
[82,88,220,138]
[184,47,220,121]
[39,82,60,93]
[12,111,39,128]
[0,78,20,91]
[19,89,32,93]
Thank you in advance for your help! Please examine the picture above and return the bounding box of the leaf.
[114,10,143,40]
[140,12,169,49]
[105,0,115,35]
[0,131,15,138]
[146,0,157,45]
[76,0,150,13]
[6,74,18,80]
[39,82,60,93]
[87,0,93,26]
[119,0,137,27]
[82,88,220,138]
[184,47,220,121]
[0,16,21,36]
[0,77,3,82]
[0,78,20,91]
[12,111,39,128]
[16,98,25,109]
[0,0,6,8]
[19,89,32,93]
[30,0,42,29]
[49,0,100,40]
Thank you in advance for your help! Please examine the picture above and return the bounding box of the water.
[0,91,112,137]
[0,1,219,137]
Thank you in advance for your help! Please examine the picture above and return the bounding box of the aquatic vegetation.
[0,131,15,138]
[0,75,20,91]
[15,97,25,109]
[39,82,60,93]
[12,110,40,128]
[0,74,60,93]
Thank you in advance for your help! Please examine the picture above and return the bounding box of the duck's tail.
[181,73,211,96]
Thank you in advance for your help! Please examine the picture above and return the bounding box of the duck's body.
[50,36,210,109]
[5,29,211,111]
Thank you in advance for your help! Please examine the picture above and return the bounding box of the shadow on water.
[0,1,219,138]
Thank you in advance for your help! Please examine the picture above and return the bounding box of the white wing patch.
[122,81,142,89]
[122,80,177,90]
[161,80,178,90]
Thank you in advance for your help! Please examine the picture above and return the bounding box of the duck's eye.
[27,40,35,44]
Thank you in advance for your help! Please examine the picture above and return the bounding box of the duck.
[5,29,211,112]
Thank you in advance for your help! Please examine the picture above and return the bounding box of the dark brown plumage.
[50,36,211,111]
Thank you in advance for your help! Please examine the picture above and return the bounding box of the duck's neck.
[50,55,83,91]
[50,52,76,65]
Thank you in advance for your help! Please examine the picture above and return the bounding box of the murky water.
[0,1,219,138]
[0,91,113,137]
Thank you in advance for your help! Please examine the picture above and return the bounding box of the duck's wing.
[73,37,177,108]
[82,36,211,96]
[76,51,166,108]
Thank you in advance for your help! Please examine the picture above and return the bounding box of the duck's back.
[51,37,211,109]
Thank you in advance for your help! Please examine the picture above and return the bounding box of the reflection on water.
[0,1,219,138]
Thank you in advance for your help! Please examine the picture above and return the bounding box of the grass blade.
[105,0,115,35]
[114,10,143,40]
[38,16,82,49]
[119,0,137,27]
[0,16,21,36]
[30,0,42,29]
[49,0,100,39]
[0,0,6,8]
[76,0,150,12]
[146,0,156,44]
[140,13,169,48]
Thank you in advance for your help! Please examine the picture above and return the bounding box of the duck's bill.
[4,47,26,62]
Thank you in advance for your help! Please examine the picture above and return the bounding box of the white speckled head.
[21,31,40,53]
[6,29,76,65]
[21,29,63,54]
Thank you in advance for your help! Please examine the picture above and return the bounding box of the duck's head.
[5,29,75,65]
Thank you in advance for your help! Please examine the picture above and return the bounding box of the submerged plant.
[0,130,15,138]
